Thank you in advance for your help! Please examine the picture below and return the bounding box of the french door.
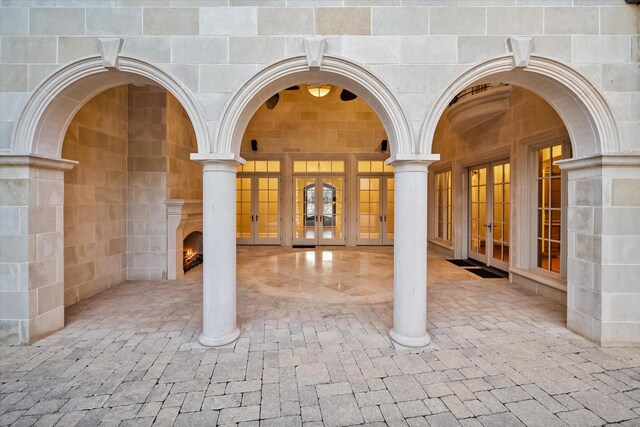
[293,176,345,245]
[469,160,510,270]
[236,175,280,245]
[357,176,394,245]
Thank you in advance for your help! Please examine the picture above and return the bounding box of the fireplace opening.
[183,231,203,272]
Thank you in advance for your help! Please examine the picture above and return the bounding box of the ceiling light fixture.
[307,84,332,98]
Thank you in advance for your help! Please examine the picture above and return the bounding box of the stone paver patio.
[1,247,639,426]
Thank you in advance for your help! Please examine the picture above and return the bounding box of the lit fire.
[184,248,198,260]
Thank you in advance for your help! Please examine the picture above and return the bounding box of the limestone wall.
[166,93,201,200]
[62,86,128,307]
[127,85,167,281]
[241,87,387,154]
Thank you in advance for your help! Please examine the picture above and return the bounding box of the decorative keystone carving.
[303,37,327,68]
[98,38,124,69]
[506,37,533,68]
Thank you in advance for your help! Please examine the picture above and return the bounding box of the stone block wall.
[242,87,387,154]
[166,93,202,200]
[565,160,640,345]
[0,162,69,344]
[62,86,128,307]
[127,85,167,281]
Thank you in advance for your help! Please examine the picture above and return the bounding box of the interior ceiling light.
[307,84,332,98]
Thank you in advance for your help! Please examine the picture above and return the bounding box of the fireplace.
[183,231,203,272]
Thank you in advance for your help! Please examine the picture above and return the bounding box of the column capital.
[191,153,245,173]
[388,154,440,173]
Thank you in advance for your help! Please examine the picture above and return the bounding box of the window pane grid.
[357,160,394,173]
[537,144,563,273]
[293,160,344,173]
[436,170,452,242]
[237,160,281,173]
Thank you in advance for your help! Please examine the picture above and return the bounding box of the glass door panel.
[319,177,344,244]
[237,175,280,245]
[469,166,487,262]
[358,177,381,243]
[294,177,317,243]
[384,177,394,244]
[236,177,253,244]
[468,161,510,270]
[256,177,280,244]
[491,162,510,270]
[357,176,393,245]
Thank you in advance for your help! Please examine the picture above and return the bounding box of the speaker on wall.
[251,139,258,151]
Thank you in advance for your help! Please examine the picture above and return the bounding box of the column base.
[389,328,432,349]
[199,328,240,347]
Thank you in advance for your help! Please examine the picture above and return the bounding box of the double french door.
[236,175,280,245]
[357,176,394,245]
[293,176,345,245]
[469,160,511,270]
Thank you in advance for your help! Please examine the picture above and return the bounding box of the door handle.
[379,215,383,222]
[251,214,254,222]
[484,223,492,231]
[384,215,387,222]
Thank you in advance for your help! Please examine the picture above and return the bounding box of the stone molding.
[557,153,640,171]
[98,38,124,69]
[0,154,77,171]
[507,37,533,68]
[419,55,620,159]
[215,54,413,158]
[11,55,210,157]
[303,37,327,68]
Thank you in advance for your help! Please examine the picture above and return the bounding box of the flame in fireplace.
[185,247,197,260]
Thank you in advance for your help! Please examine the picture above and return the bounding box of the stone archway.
[213,54,418,159]
[195,50,438,348]
[420,55,619,159]
[12,55,210,157]
[420,55,640,346]
[1,54,208,344]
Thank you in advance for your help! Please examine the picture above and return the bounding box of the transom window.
[357,160,394,173]
[293,160,344,173]
[237,160,280,173]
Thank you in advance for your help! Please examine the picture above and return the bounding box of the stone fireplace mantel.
[166,199,203,280]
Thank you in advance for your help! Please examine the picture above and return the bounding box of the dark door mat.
[447,259,476,267]
[465,267,505,279]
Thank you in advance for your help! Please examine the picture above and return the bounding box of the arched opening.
[7,57,205,343]
[423,56,622,344]
[201,54,433,348]
[233,82,396,306]
[62,83,202,306]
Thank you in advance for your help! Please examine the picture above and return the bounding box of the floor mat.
[447,259,476,267]
[465,267,505,279]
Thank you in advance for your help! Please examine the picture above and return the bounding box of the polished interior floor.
[1,248,639,426]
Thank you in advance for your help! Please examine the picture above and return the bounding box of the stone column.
[389,157,435,348]
[198,158,241,347]
[165,200,186,281]
[560,154,640,345]
[0,155,76,344]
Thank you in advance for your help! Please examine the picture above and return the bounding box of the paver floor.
[1,247,639,426]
